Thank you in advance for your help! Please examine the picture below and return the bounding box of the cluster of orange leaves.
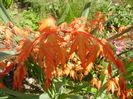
[0,12,132,99]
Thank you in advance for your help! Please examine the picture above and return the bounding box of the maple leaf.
[37,17,67,89]
[45,33,66,67]
[55,67,63,78]
[44,63,55,90]
[78,73,84,81]
[100,40,127,74]
[91,77,102,91]
[119,73,127,99]
[104,78,118,94]
[38,16,56,33]
[63,66,70,76]
[69,32,92,68]
[70,70,77,80]
[13,64,28,91]
[85,44,101,73]
[89,11,105,34]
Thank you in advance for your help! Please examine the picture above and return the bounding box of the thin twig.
[118,48,133,56]
[107,25,133,41]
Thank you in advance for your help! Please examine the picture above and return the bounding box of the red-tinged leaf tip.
[97,80,102,91]
[45,79,51,90]
[97,65,103,69]
[119,73,127,99]
[108,63,112,77]
[90,77,102,91]
[13,64,26,92]
[70,70,77,80]
[38,17,56,33]
[0,82,5,88]
[118,26,127,33]
[116,57,127,74]
[128,58,133,63]
[90,77,97,87]
[104,78,117,95]
[79,73,83,81]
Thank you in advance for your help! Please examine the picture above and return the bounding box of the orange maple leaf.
[91,77,102,91]
[104,78,118,94]
[13,64,28,91]
[69,32,92,67]
[37,17,67,89]
[38,16,56,33]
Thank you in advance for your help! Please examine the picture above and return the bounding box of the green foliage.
[9,7,40,30]
[88,0,133,27]
[24,0,64,19]
[0,0,12,24]
[19,8,40,30]
[1,0,13,9]
[0,88,39,99]
[23,0,89,23]
[108,5,133,27]
[59,0,89,23]
[123,61,133,89]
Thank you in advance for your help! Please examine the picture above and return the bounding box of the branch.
[118,48,133,56]
[107,25,133,41]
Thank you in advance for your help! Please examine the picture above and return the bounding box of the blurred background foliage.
[0,0,133,30]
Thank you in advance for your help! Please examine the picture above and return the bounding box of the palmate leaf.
[69,32,92,67]
[37,17,66,89]
[0,50,17,61]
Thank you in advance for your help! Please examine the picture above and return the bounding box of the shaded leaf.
[0,50,17,61]
[0,0,12,23]
[70,82,90,93]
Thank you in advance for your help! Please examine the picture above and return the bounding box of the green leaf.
[57,93,68,99]
[39,93,51,99]
[0,50,17,61]
[0,96,8,99]
[0,0,12,23]
[126,84,133,89]
[58,94,87,99]
[0,88,39,99]
[57,3,70,25]
[125,61,133,72]
[101,61,109,69]
[67,95,84,99]
[81,2,91,19]
[70,82,90,93]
